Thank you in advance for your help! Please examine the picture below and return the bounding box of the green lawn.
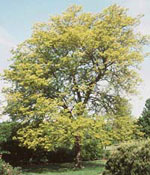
[22,160,105,175]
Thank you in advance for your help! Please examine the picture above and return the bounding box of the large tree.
[3,5,148,167]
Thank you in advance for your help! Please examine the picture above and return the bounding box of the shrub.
[82,141,104,161]
[103,139,150,175]
[0,158,22,175]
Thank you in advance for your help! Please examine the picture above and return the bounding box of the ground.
[22,160,105,175]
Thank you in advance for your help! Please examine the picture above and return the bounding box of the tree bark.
[75,136,82,168]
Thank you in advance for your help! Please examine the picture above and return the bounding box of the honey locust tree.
[3,5,148,167]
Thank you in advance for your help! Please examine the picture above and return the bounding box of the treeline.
[0,110,148,166]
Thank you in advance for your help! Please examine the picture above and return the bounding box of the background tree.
[107,116,143,144]
[104,98,143,144]
[0,122,13,155]
[109,97,132,117]
[3,5,148,167]
[138,98,150,138]
[0,121,34,165]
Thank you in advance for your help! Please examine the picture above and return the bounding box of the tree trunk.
[75,136,82,168]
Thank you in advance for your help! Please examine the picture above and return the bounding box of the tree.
[109,97,132,117]
[103,98,143,144]
[107,116,143,144]
[3,5,148,167]
[0,122,13,155]
[138,98,150,137]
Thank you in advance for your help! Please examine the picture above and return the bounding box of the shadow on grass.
[22,160,105,174]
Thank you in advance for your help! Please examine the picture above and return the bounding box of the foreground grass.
[22,160,105,175]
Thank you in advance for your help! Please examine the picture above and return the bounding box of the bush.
[0,158,22,175]
[103,139,150,175]
[82,141,104,161]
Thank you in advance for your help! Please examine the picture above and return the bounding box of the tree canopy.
[3,4,148,122]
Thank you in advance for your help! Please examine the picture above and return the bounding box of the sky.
[0,0,150,119]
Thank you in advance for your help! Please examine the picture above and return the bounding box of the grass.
[22,160,105,175]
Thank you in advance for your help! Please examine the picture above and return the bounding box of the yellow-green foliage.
[2,4,148,155]
[106,116,144,143]
[3,5,148,121]
[17,114,110,150]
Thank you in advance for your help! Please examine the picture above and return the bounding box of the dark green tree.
[138,98,150,137]
[0,122,14,154]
